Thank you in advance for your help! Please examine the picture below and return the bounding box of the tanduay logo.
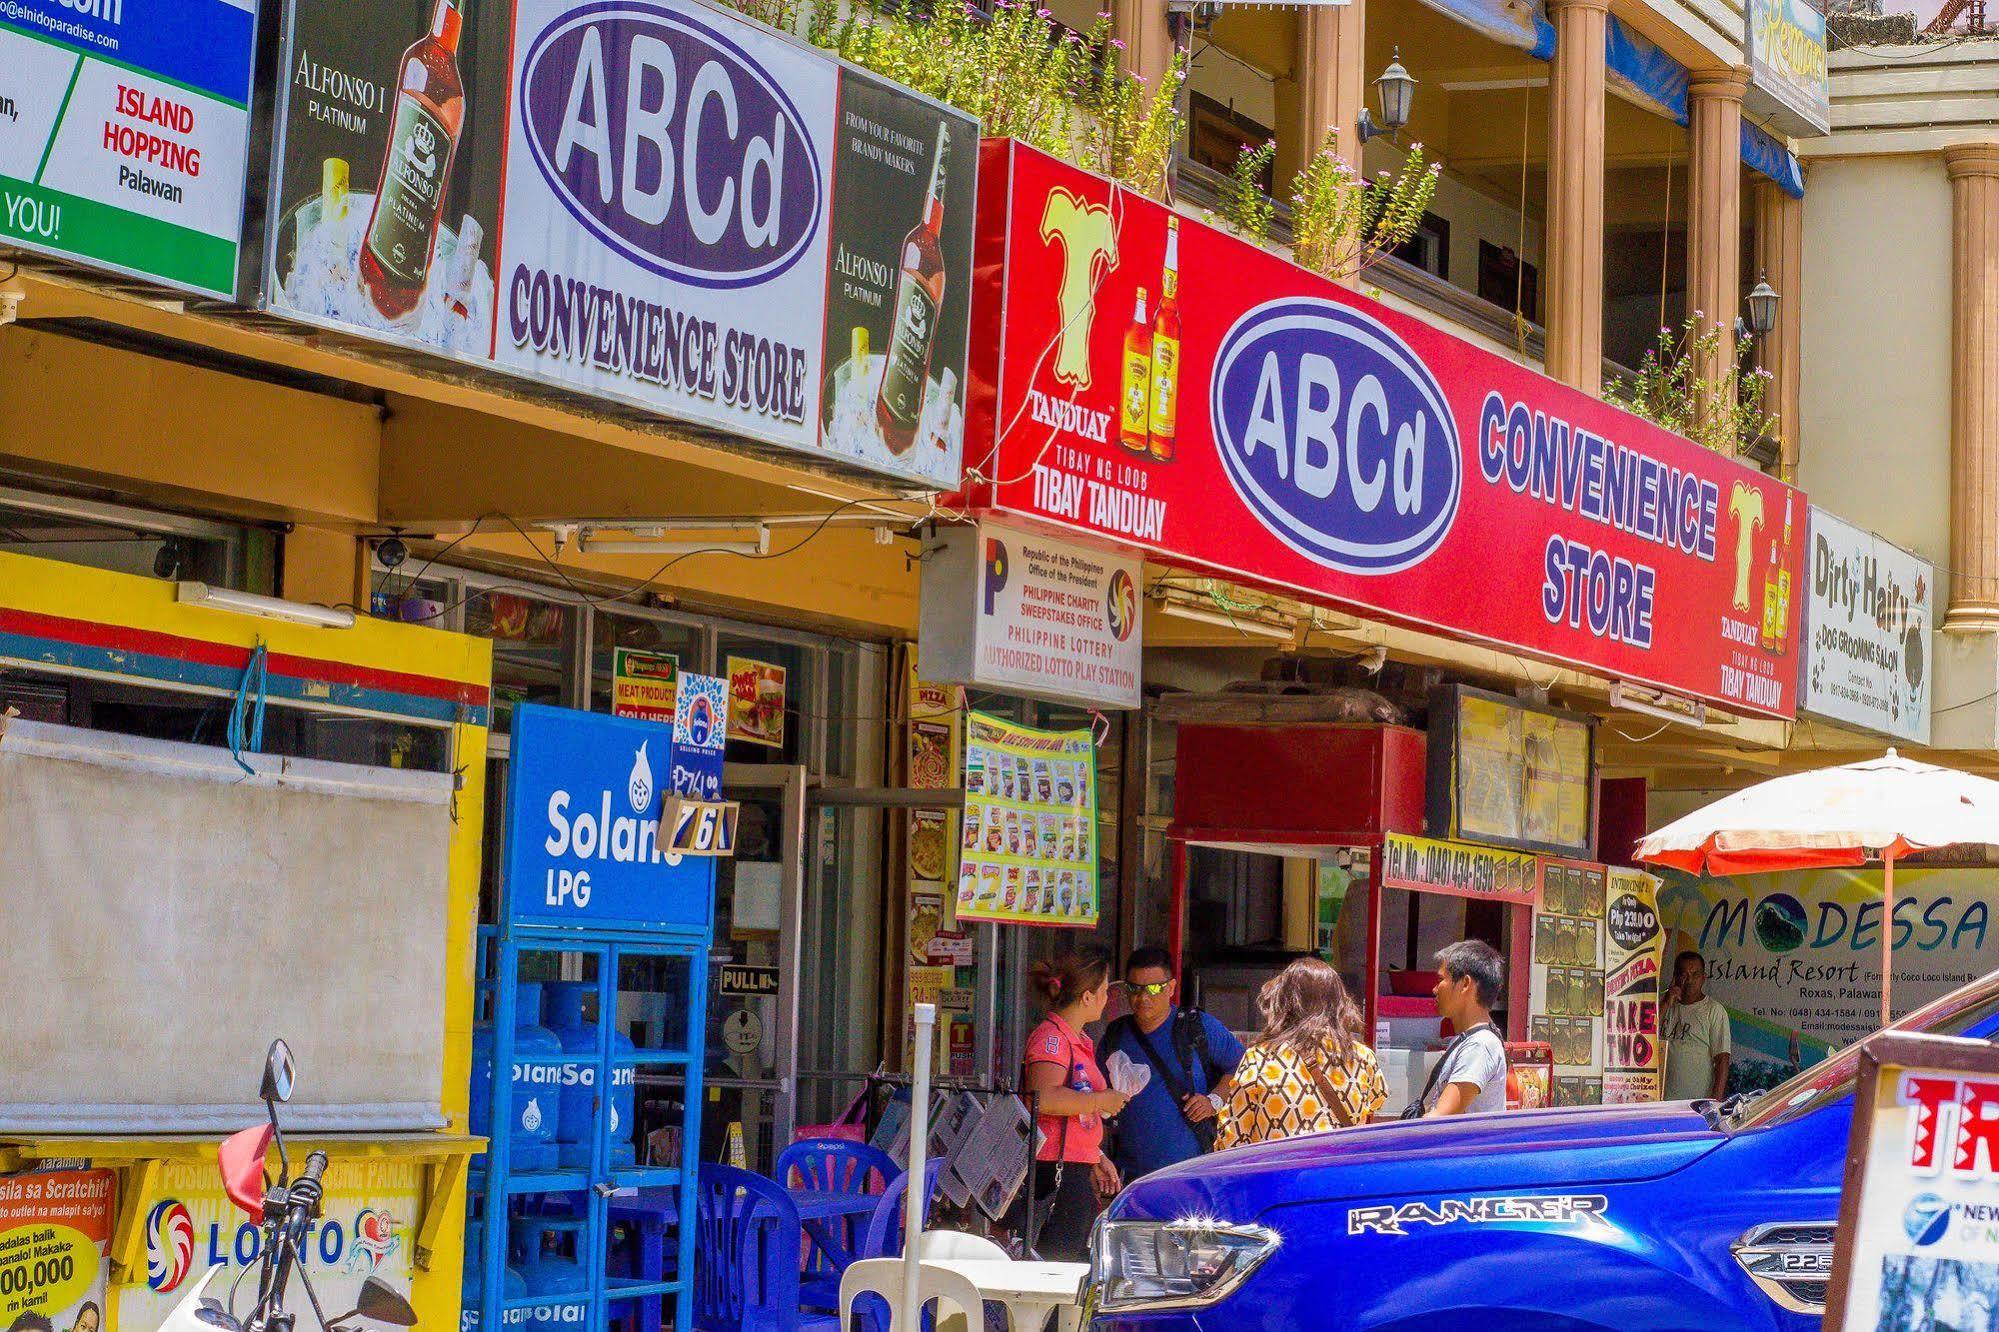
[1212,299,1460,574]
[541,739,679,908]
[519,3,822,287]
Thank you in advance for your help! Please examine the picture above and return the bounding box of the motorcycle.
[158,1040,422,1332]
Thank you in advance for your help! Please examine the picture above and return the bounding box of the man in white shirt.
[1424,940,1510,1116]
[1663,950,1732,1102]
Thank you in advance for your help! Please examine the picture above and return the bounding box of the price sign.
[661,797,740,857]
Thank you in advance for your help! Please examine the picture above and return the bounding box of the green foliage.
[1290,132,1441,281]
[1603,315,1777,456]
[1220,141,1277,244]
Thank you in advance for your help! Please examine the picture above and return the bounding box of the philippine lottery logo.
[1106,568,1137,642]
[684,692,718,748]
[146,1199,196,1292]
[1906,1193,1951,1246]
[1211,298,1460,575]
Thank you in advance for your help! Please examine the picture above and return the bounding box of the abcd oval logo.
[146,1199,195,1292]
[1212,299,1460,574]
[519,5,822,288]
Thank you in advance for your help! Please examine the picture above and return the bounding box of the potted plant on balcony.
[1603,315,1777,458]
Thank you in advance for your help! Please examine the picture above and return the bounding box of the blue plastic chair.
[695,1163,839,1332]
[777,1139,898,1302]
[800,1159,946,1312]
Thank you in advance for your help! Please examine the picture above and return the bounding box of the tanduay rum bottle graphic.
[877,123,952,454]
[1120,286,1151,455]
[1761,489,1796,653]
[1147,216,1181,461]
[360,0,466,323]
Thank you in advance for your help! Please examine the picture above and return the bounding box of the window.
[1187,94,1274,191]
[589,608,706,714]
[1478,240,1539,323]
[0,484,273,592]
[1393,212,1450,280]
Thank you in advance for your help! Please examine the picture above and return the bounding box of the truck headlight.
[1088,1218,1280,1312]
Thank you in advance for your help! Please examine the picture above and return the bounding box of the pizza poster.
[955,711,1097,927]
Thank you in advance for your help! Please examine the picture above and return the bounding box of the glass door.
[704,764,806,1170]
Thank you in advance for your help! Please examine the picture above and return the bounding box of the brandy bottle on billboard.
[1762,490,1795,652]
[1120,287,1152,455]
[1148,216,1181,462]
[877,124,951,455]
[359,0,466,323]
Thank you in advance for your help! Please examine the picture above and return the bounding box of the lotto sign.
[503,702,713,933]
[0,0,255,296]
[0,1170,112,1330]
[117,1158,416,1332]
[1825,1036,1999,1332]
[959,141,1805,719]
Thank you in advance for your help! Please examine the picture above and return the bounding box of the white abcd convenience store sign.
[0,0,255,297]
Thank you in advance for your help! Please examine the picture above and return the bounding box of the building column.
[1686,69,1749,417]
[1754,179,1804,481]
[1945,143,1999,631]
[1112,0,1174,99]
[1296,1,1366,172]
[1543,0,1609,394]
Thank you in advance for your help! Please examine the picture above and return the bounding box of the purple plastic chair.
[695,1163,840,1332]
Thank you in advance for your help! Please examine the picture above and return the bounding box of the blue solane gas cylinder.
[460,1221,527,1332]
[512,1217,590,1332]
[471,981,565,1170]
[542,981,637,1167]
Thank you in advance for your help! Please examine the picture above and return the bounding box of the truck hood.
[1110,1102,1726,1224]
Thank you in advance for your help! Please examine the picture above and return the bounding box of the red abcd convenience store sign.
[958,140,1804,718]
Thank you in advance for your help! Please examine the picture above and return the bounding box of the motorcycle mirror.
[355,1277,419,1327]
[260,1039,296,1105]
[195,1301,243,1332]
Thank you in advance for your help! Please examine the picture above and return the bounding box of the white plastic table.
[921,1258,1090,1332]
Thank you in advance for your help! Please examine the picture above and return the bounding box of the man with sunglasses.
[1097,947,1245,1181]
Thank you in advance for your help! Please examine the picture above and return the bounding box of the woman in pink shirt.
[1021,943,1129,1260]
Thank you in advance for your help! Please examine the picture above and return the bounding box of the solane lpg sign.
[503,703,712,933]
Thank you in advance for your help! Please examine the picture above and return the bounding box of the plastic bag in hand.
[1106,1050,1152,1096]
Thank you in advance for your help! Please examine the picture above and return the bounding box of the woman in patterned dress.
[1215,958,1386,1149]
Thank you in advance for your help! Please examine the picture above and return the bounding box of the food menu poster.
[1428,686,1594,857]
[1531,859,1607,1104]
[1602,866,1666,1103]
[956,711,1098,927]
[727,657,786,749]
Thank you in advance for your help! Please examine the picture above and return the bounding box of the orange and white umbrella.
[1636,749,1999,1024]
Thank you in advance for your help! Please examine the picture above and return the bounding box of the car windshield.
[1732,969,1999,1130]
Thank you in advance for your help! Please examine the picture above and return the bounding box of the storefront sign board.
[956,712,1098,927]
[1659,866,1997,1094]
[612,648,678,724]
[1802,508,1932,744]
[917,520,1143,710]
[261,0,976,490]
[1380,832,1541,906]
[503,702,712,934]
[1602,866,1665,1102]
[726,658,786,750]
[1747,0,1829,137]
[1823,1034,1999,1332]
[0,0,254,299]
[0,1168,112,1331]
[960,140,1805,719]
[117,1157,419,1332]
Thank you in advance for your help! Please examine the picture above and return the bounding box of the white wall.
[1800,154,1952,567]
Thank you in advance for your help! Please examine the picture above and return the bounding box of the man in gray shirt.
[1424,939,1509,1116]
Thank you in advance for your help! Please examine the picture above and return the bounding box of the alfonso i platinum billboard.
[262,0,976,489]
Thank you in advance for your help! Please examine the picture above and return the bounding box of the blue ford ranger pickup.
[1086,970,1999,1331]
